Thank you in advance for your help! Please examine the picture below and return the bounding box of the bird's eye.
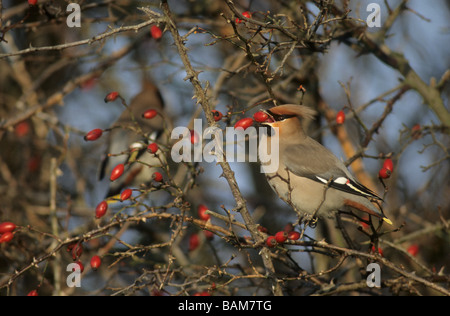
[266,111,296,121]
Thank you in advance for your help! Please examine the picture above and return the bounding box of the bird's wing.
[283,137,382,200]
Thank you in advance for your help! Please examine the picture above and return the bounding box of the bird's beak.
[254,110,276,136]
[262,110,275,124]
[253,110,275,128]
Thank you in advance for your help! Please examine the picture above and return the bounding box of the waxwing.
[258,104,392,225]
[99,76,171,197]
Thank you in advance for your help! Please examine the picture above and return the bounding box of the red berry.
[253,111,269,123]
[193,291,211,296]
[407,244,419,257]
[152,171,163,182]
[257,225,268,233]
[14,121,30,137]
[266,236,277,247]
[90,255,102,270]
[411,124,422,139]
[120,189,132,202]
[372,246,383,256]
[190,130,200,144]
[283,223,294,233]
[95,200,108,219]
[73,261,84,273]
[150,25,163,39]
[203,230,214,240]
[234,118,254,130]
[236,11,252,23]
[382,158,394,172]
[28,156,41,173]
[81,76,97,91]
[378,167,391,179]
[0,232,14,243]
[84,128,103,141]
[28,0,38,6]
[336,110,345,125]
[287,231,300,241]
[71,243,83,260]
[67,243,75,252]
[142,109,158,119]
[189,233,200,251]
[274,231,288,244]
[0,222,16,234]
[147,142,158,154]
[27,289,38,296]
[198,204,210,221]
[104,91,119,103]
[110,164,124,181]
[212,110,223,121]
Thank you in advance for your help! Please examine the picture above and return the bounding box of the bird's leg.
[306,178,333,228]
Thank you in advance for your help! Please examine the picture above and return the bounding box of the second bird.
[99,76,170,197]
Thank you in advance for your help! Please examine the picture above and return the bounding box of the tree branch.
[161,0,283,296]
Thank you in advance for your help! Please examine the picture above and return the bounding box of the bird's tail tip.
[382,217,393,225]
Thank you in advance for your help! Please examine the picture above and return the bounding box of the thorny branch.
[161,0,283,296]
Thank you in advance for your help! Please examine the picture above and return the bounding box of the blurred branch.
[318,99,378,192]
[362,86,410,147]
[0,36,139,135]
[330,3,450,129]
[49,158,61,296]
[294,239,450,296]
[0,18,160,59]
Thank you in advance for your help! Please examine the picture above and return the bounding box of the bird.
[257,104,392,225]
[99,76,171,198]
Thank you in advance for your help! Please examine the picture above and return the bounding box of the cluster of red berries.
[0,222,16,243]
[86,92,165,220]
[264,223,301,248]
[66,242,102,272]
[210,108,272,130]
[94,162,163,219]
[266,230,300,247]
[232,110,272,131]
[235,11,252,24]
